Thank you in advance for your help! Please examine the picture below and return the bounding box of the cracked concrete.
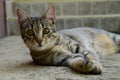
[0,36,120,80]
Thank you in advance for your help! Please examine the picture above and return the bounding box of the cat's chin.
[29,45,42,52]
[29,43,48,51]
[38,43,42,47]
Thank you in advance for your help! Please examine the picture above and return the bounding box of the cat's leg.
[112,35,120,49]
[102,30,120,52]
[107,32,120,52]
[53,46,102,74]
[67,52,102,74]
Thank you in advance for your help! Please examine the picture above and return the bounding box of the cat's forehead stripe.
[31,17,43,25]
[30,17,43,33]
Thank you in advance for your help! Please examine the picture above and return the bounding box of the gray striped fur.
[16,6,120,74]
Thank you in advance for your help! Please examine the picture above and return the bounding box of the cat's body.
[17,6,120,74]
[59,27,119,56]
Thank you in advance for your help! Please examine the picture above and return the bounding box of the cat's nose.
[35,36,42,45]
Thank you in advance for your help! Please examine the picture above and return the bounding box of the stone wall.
[5,0,120,35]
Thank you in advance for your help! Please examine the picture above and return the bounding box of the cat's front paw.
[85,60,102,74]
[68,54,102,74]
[85,54,103,74]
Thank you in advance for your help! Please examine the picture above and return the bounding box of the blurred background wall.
[2,0,120,36]
[0,0,5,38]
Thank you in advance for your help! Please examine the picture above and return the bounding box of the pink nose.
[35,36,42,45]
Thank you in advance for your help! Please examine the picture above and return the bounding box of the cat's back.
[59,27,118,55]
[59,27,107,40]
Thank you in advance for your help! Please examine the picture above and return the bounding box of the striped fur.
[16,6,120,74]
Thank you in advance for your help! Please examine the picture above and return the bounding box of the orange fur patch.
[94,34,118,55]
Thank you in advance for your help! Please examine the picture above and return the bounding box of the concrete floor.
[0,36,120,80]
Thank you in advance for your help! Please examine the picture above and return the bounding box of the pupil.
[43,28,50,34]
[27,30,33,36]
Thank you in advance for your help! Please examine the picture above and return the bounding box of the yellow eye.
[27,30,34,36]
[43,28,50,34]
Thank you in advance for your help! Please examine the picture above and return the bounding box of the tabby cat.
[16,6,120,74]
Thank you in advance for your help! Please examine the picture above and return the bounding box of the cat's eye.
[26,30,34,36]
[43,28,50,34]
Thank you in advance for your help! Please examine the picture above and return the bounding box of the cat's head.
[16,6,57,51]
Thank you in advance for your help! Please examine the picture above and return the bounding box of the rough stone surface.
[62,2,77,15]
[82,18,99,28]
[0,36,120,80]
[78,2,91,15]
[92,2,108,14]
[12,2,32,16]
[56,18,65,30]
[7,18,20,35]
[31,3,46,16]
[100,18,118,32]
[5,0,120,35]
[108,1,120,14]
[65,19,82,29]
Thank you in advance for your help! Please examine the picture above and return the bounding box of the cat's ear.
[16,9,30,23]
[44,6,56,24]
